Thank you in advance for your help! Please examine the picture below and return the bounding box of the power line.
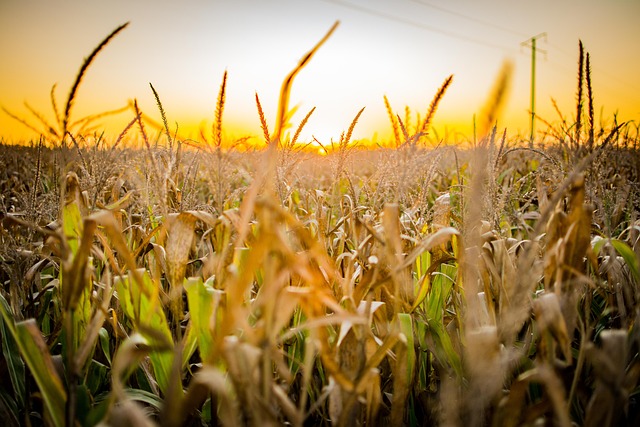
[320,0,514,52]
[409,0,529,38]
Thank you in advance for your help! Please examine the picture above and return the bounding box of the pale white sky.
[1,0,639,145]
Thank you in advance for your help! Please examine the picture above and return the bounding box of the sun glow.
[1,1,639,147]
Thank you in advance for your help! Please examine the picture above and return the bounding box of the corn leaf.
[184,277,219,363]
[398,313,415,383]
[0,295,25,408]
[61,184,83,255]
[181,322,198,370]
[609,239,640,282]
[426,265,456,320]
[424,264,462,376]
[99,327,112,366]
[2,314,67,427]
[115,269,174,393]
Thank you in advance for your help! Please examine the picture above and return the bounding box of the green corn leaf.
[427,319,463,378]
[184,277,216,363]
[62,194,83,255]
[99,327,112,366]
[124,388,165,411]
[398,313,415,383]
[0,295,25,409]
[62,218,95,312]
[415,250,431,281]
[59,183,95,353]
[424,263,462,377]
[426,264,456,321]
[181,322,198,370]
[591,236,606,255]
[111,332,171,398]
[85,398,110,427]
[142,328,173,395]
[286,308,307,376]
[144,334,173,394]
[75,383,92,426]
[592,237,640,283]
[85,359,109,396]
[14,319,66,427]
[0,387,20,427]
[610,239,640,282]
[86,388,163,426]
[413,320,430,389]
[411,252,432,312]
[115,270,174,393]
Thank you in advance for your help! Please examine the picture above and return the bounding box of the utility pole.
[521,33,546,147]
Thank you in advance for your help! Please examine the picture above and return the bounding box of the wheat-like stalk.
[479,61,512,139]
[496,127,507,163]
[62,22,129,142]
[586,52,595,149]
[575,40,585,150]
[213,70,228,148]
[1,106,43,136]
[210,73,230,212]
[149,82,172,150]
[113,115,138,149]
[397,114,409,144]
[24,102,59,139]
[384,95,401,147]
[290,106,316,148]
[404,105,412,137]
[133,100,151,151]
[29,137,43,221]
[66,132,89,174]
[418,74,453,142]
[71,105,129,135]
[342,107,365,150]
[255,92,271,145]
[50,83,61,128]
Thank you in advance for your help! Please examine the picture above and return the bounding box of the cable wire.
[320,0,515,52]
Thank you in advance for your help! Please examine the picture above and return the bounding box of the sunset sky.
[1,0,639,146]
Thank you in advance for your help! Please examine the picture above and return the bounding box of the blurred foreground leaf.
[0,295,66,427]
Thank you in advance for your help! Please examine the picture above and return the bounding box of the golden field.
[1,22,639,427]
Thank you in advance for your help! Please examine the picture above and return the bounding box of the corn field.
[1,22,640,427]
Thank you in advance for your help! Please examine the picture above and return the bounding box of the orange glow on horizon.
[1,1,639,148]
